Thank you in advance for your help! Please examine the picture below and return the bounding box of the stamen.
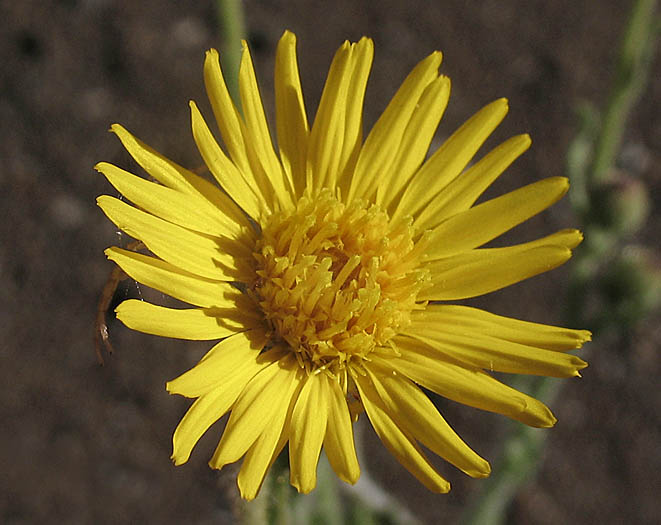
[252,190,429,373]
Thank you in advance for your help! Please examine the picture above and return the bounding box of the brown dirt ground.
[1,1,659,523]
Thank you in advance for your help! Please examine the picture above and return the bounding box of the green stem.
[215,0,246,106]
[566,102,599,219]
[589,0,658,184]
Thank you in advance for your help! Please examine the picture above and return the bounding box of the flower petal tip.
[438,480,451,494]
[545,176,571,200]
[357,35,373,46]
[423,50,443,70]
[342,472,361,485]
[281,29,296,41]
[238,487,258,501]
[291,479,316,495]
[463,457,492,479]
[94,162,117,176]
[573,230,585,247]
[108,123,124,135]
[171,454,187,467]
[575,357,589,373]
[547,415,558,428]
[485,97,509,116]
[473,465,492,479]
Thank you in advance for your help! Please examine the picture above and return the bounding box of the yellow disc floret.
[252,190,430,374]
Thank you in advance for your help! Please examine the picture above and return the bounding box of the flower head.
[96,31,590,499]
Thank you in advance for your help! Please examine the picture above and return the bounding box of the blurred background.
[1,0,659,523]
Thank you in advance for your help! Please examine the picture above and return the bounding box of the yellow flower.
[96,30,590,500]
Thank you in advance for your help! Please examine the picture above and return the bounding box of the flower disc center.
[252,190,429,371]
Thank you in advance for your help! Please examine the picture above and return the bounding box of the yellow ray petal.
[115,298,261,340]
[237,362,304,500]
[166,330,269,398]
[412,304,591,351]
[390,337,556,428]
[317,41,350,190]
[530,228,584,250]
[400,330,587,377]
[323,374,360,484]
[306,40,350,193]
[289,373,329,493]
[109,124,250,230]
[110,124,192,192]
[420,244,573,301]
[172,390,231,466]
[275,30,309,199]
[210,353,299,469]
[334,37,374,195]
[189,100,266,220]
[105,247,233,308]
[96,162,250,241]
[392,98,509,224]
[415,134,531,231]
[354,370,451,493]
[425,177,569,260]
[203,48,251,176]
[238,40,295,210]
[347,51,443,203]
[171,360,261,466]
[378,75,451,210]
[307,38,374,193]
[98,196,252,281]
[238,420,289,501]
[366,360,490,478]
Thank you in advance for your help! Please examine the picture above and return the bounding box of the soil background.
[1,1,659,524]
